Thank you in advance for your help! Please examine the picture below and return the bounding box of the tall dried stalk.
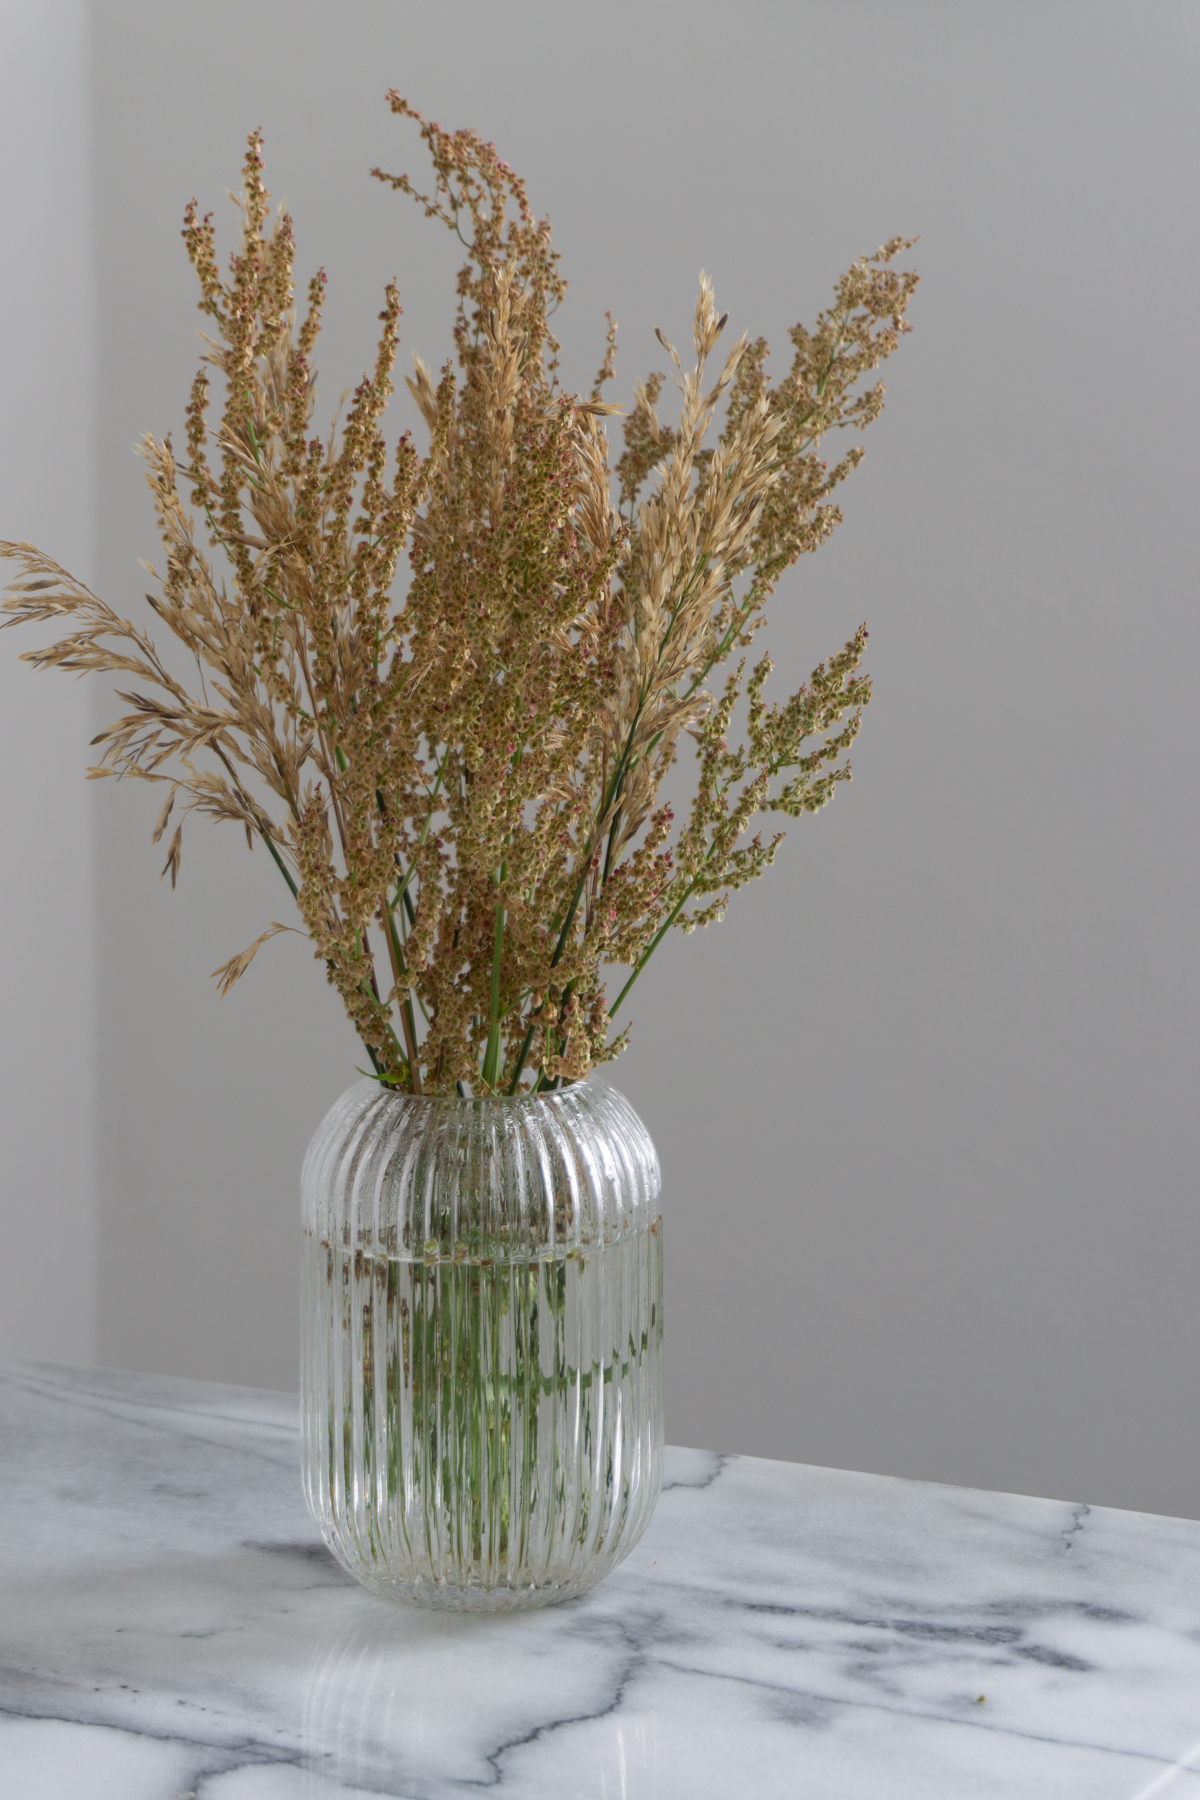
[1,97,917,1094]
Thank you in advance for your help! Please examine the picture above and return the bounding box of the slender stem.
[401,988,423,1076]
[396,898,432,1028]
[480,895,505,1090]
[380,898,423,1093]
[374,772,435,1042]
[508,721,640,1097]
[601,801,623,890]
[548,708,642,967]
[246,790,398,1080]
[294,632,338,796]
[511,545,716,1090]
[261,826,299,898]
[682,600,753,705]
[352,923,408,1071]
[209,742,300,886]
[607,879,698,1025]
[507,1020,538,1096]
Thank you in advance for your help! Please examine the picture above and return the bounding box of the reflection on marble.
[2,1360,1200,1798]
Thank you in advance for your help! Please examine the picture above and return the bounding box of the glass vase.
[300,1078,663,1610]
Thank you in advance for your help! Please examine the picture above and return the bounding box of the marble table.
[3,1362,1200,1799]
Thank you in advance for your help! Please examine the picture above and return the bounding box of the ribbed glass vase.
[300,1079,663,1610]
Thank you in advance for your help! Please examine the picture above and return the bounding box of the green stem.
[607,879,698,1025]
[396,898,432,1028]
[354,924,409,1072]
[601,798,624,891]
[508,1021,538,1096]
[380,897,423,1093]
[481,895,506,1090]
[252,807,397,1081]
[261,827,299,899]
[508,710,645,1097]
[510,553,716,1092]
[549,711,641,964]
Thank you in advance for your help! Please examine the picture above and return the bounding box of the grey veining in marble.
[2,1360,1200,1798]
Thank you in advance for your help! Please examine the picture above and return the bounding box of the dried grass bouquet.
[2,95,916,1096]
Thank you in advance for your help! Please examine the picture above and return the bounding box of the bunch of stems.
[1,96,917,1095]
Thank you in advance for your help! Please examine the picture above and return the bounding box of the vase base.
[343,1567,606,1612]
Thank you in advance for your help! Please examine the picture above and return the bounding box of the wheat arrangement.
[1,95,917,1096]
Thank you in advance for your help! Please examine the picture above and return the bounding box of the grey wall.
[0,0,98,1365]
[5,0,1199,1517]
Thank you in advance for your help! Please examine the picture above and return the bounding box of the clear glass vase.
[300,1078,663,1610]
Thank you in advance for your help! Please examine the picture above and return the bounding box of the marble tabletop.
[2,1362,1200,1799]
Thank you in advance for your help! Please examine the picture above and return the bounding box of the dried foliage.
[1,97,917,1094]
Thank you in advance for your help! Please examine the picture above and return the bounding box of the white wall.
[5,0,1199,1518]
[0,0,97,1364]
